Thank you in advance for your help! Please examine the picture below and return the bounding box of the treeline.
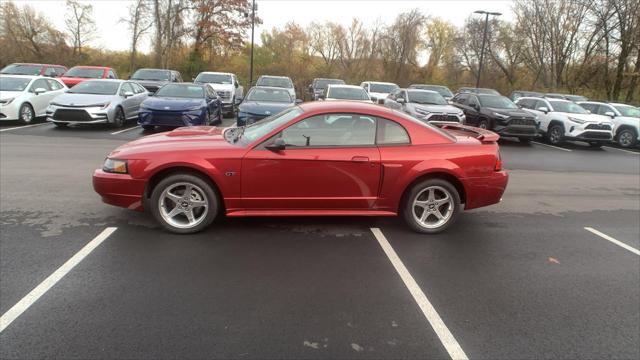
[1,0,638,103]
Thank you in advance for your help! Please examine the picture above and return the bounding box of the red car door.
[241,113,381,210]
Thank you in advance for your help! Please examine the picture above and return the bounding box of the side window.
[29,79,50,92]
[46,79,63,90]
[132,83,145,94]
[44,67,57,77]
[56,67,67,76]
[120,83,134,95]
[377,119,410,145]
[518,99,533,109]
[468,95,479,108]
[579,103,595,113]
[280,113,376,147]
[453,94,468,104]
[107,70,117,79]
[595,105,610,115]
[534,100,547,110]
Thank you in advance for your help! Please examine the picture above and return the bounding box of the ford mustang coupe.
[94,101,508,234]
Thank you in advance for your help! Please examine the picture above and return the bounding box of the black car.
[451,93,539,143]
[130,68,183,93]
[457,87,501,96]
[509,90,543,101]
[307,78,345,100]
[409,84,455,101]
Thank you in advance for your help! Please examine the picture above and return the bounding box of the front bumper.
[93,169,146,211]
[419,113,463,123]
[0,103,19,121]
[565,124,613,141]
[46,105,112,124]
[464,171,509,210]
[138,109,205,127]
[493,124,540,138]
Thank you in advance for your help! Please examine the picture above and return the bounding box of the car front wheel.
[19,103,35,124]
[547,125,564,145]
[150,173,219,234]
[478,119,489,129]
[403,178,461,234]
[617,129,637,148]
[112,107,125,128]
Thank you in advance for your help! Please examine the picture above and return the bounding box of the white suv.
[516,97,613,147]
[578,101,639,148]
[360,81,399,104]
[194,72,243,117]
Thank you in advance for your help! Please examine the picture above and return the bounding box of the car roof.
[69,65,111,69]
[258,75,291,79]
[136,68,172,71]
[299,100,396,115]
[80,79,124,83]
[8,63,66,67]
[198,71,232,76]
[367,81,397,85]
[405,88,439,94]
[327,84,364,90]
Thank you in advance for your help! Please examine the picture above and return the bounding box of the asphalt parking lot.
[1,119,639,359]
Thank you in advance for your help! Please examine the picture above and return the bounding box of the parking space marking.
[531,141,572,152]
[584,227,640,256]
[0,123,49,133]
[111,126,140,135]
[603,146,640,155]
[0,227,117,333]
[370,228,468,360]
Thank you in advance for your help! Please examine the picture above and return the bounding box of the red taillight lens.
[495,152,503,171]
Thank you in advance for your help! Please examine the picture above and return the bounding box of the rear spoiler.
[430,121,500,143]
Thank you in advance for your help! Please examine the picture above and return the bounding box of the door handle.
[351,156,369,162]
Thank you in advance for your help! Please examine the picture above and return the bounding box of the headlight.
[568,117,586,124]
[100,102,111,110]
[415,108,430,115]
[493,112,510,119]
[0,97,15,105]
[103,158,128,174]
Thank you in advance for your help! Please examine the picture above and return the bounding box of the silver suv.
[384,88,464,123]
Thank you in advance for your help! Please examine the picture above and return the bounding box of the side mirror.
[295,99,303,104]
[604,111,615,118]
[265,137,286,152]
[34,88,47,95]
[123,91,134,98]
[234,81,239,89]
[537,106,549,114]
[397,98,406,104]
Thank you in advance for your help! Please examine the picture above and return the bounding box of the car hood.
[487,108,535,118]
[51,93,116,106]
[108,126,234,158]
[410,103,461,114]
[239,101,293,116]
[142,97,204,111]
[0,91,23,100]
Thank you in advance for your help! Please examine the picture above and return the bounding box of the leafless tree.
[121,0,152,73]
[65,0,96,56]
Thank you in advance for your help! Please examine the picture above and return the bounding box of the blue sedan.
[237,86,300,126]
[138,83,222,130]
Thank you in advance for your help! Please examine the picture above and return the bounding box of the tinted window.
[1,64,42,75]
[478,95,517,109]
[281,113,376,147]
[46,79,64,90]
[453,94,468,104]
[468,96,480,107]
[131,69,171,81]
[120,83,134,95]
[256,77,293,88]
[370,83,399,93]
[68,81,120,95]
[327,87,369,101]
[247,88,292,102]
[595,105,613,115]
[613,105,640,117]
[533,100,548,110]
[195,73,232,84]
[65,67,105,78]
[549,100,589,114]
[30,79,50,92]
[0,77,31,91]
[578,103,597,112]
[408,90,447,105]
[517,98,534,109]
[377,119,410,145]
[155,84,204,98]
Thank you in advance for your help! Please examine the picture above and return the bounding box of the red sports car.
[93,101,508,234]
[59,66,118,87]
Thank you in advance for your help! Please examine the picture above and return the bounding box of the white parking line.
[603,146,640,155]
[111,125,140,135]
[531,141,572,152]
[0,227,117,333]
[370,228,468,360]
[0,123,49,133]
[584,227,640,256]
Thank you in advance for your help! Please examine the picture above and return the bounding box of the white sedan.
[0,75,67,123]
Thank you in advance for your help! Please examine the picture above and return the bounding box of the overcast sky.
[21,0,514,53]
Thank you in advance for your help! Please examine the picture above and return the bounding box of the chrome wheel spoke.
[183,184,193,199]
[412,185,454,229]
[414,200,428,209]
[166,206,183,218]
[191,199,207,208]
[166,192,182,203]
[184,209,196,223]
[427,188,435,202]
[434,208,445,220]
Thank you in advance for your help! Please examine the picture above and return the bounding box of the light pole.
[249,0,257,88]
[474,10,501,88]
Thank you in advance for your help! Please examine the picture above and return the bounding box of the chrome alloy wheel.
[618,130,634,147]
[412,185,453,229]
[20,105,34,123]
[158,182,209,229]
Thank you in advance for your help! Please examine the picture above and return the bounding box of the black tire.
[402,178,461,234]
[616,129,637,148]
[142,125,155,131]
[53,122,68,128]
[477,119,489,129]
[519,137,532,144]
[205,109,211,125]
[112,107,125,128]
[216,107,223,125]
[546,124,564,145]
[588,141,603,148]
[149,173,219,234]
[19,103,35,124]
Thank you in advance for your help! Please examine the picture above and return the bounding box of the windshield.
[131,69,170,81]
[613,105,640,118]
[408,91,447,105]
[478,95,518,109]
[256,77,292,88]
[370,83,398,93]
[0,77,31,91]
[314,79,345,90]
[246,88,292,102]
[327,87,369,101]
[1,64,42,75]
[68,81,119,95]
[549,100,589,114]
[195,73,232,84]
[477,88,500,95]
[565,95,588,102]
[155,84,204,98]
[415,85,453,97]
[233,107,304,145]
[64,67,105,78]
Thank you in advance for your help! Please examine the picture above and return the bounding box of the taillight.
[495,152,503,171]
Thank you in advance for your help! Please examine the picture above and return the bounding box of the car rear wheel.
[150,173,219,234]
[112,107,125,128]
[617,129,637,148]
[478,119,489,129]
[19,103,35,124]
[403,178,461,234]
[547,124,564,145]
